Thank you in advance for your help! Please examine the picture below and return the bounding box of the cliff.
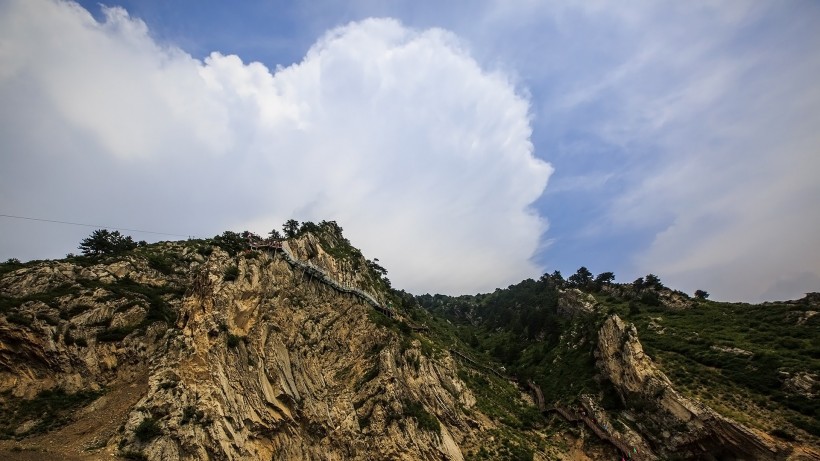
[597,314,820,460]
[0,233,488,460]
[2,229,818,460]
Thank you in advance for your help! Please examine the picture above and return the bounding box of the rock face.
[0,235,487,460]
[597,315,819,460]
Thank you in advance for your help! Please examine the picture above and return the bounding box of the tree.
[367,259,388,276]
[632,277,645,291]
[298,221,320,235]
[694,289,710,300]
[78,229,137,256]
[282,219,299,238]
[319,220,343,235]
[567,266,593,288]
[593,271,615,290]
[644,273,664,289]
[212,231,247,256]
[540,270,564,288]
[268,229,283,240]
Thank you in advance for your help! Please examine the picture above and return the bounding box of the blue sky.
[2,0,819,301]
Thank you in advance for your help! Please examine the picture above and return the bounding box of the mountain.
[0,222,817,460]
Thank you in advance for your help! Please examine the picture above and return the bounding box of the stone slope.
[597,314,820,460]
[0,235,489,460]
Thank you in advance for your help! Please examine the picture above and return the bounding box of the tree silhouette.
[282,219,299,238]
[78,229,137,256]
[568,266,593,288]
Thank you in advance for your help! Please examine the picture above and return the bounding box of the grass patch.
[0,388,103,439]
[96,326,136,342]
[402,399,440,433]
[226,333,243,348]
[146,253,175,275]
[223,265,239,282]
[134,417,162,441]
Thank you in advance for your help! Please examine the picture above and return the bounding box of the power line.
[0,213,191,238]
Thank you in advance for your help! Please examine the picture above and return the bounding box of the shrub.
[226,333,242,348]
[0,258,25,276]
[640,291,661,307]
[96,327,135,342]
[147,253,174,275]
[134,417,161,441]
[403,399,440,433]
[212,231,247,256]
[6,312,32,326]
[223,265,239,282]
[0,387,103,437]
[770,428,796,441]
[120,451,148,461]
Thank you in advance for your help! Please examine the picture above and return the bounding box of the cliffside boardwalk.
[524,380,639,460]
[449,349,511,381]
[249,236,645,456]
[247,236,394,317]
[549,403,638,459]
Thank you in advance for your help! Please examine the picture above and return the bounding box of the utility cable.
[0,213,190,238]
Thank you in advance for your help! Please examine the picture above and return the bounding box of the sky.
[1,0,818,302]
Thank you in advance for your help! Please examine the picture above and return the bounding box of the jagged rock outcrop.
[0,234,492,460]
[121,247,480,460]
[597,314,820,460]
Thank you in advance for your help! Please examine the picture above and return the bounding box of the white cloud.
[446,0,819,301]
[0,1,551,295]
[555,2,820,301]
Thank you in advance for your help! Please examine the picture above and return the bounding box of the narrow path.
[448,349,511,381]
[256,237,648,458]
[546,400,639,459]
[248,237,395,316]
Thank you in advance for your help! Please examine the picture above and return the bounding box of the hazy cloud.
[0,1,551,295]
[551,2,820,301]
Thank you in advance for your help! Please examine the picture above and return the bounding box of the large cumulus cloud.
[0,0,551,295]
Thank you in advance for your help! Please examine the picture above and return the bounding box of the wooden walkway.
[245,236,392,314]
[548,403,637,458]
[449,349,511,381]
[523,378,639,460]
[251,236,636,459]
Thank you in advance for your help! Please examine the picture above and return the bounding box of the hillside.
[417,271,820,459]
[0,223,818,460]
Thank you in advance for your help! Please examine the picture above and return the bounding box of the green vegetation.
[608,293,820,436]
[226,333,243,348]
[417,275,603,404]
[0,283,80,315]
[2,223,817,453]
[356,363,380,391]
[402,399,440,432]
[212,231,248,256]
[0,387,103,439]
[100,276,180,326]
[134,417,162,441]
[96,326,136,342]
[78,229,139,256]
[222,265,240,282]
[414,264,820,446]
[0,258,25,276]
[146,253,175,275]
[120,451,148,461]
